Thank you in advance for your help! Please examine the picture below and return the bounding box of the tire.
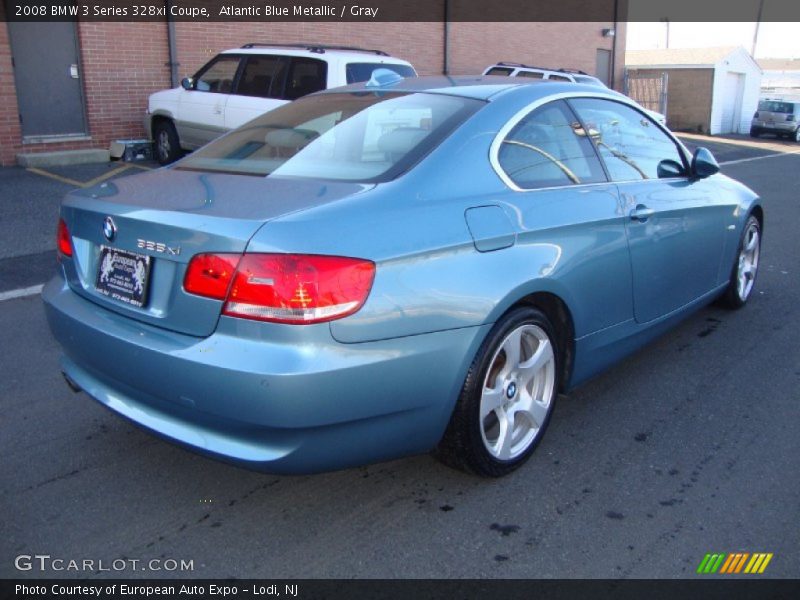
[719,215,761,309]
[153,120,182,165]
[794,127,800,143]
[435,306,560,477]
[749,127,760,138]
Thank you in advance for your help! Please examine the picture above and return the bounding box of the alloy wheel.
[479,324,556,460]
[736,221,760,302]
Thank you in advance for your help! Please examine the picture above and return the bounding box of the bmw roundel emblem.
[103,216,117,242]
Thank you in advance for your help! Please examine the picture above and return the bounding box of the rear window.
[758,101,794,114]
[346,63,417,84]
[176,92,482,182]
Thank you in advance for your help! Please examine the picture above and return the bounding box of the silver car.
[751,100,800,141]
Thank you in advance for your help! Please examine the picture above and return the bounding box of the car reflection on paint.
[44,74,762,477]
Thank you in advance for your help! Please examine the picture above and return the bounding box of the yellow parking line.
[26,164,133,188]
[25,167,85,187]
[128,163,154,171]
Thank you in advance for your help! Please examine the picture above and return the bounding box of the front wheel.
[719,215,761,309]
[794,127,800,143]
[435,307,559,477]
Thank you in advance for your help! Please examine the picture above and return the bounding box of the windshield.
[758,101,794,114]
[177,92,482,182]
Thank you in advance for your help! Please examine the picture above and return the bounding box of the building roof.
[626,46,742,68]
[758,58,800,72]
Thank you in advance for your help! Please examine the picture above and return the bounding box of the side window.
[235,55,288,99]
[547,74,572,82]
[517,71,544,79]
[194,56,241,94]
[569,98,686,180]
[485,67,515,76]
[284,58,328,101]
[497,100,607,189]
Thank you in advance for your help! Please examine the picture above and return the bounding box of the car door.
[493,99,634,337]
[177,55,241,148]
[569,97,729,324]
[224,54,290,130]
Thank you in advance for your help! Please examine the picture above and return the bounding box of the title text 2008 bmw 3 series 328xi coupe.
[43,74,763,477]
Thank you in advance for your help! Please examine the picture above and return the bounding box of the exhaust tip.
[62,372,82,394]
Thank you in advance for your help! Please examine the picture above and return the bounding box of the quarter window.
[569,98,687,180]
[485,67,515,76]
[194,56,241,94]
[497,100,607,189]
[346,63,416,84]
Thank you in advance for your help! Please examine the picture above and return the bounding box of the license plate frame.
[95,245,152,308]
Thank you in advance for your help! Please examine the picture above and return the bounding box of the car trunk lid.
[60,168,371,337]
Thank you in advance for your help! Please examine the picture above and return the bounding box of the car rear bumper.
[43,274,488,473]
[752,120,797,134]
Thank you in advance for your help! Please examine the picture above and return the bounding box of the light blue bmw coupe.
[44,75,762,477]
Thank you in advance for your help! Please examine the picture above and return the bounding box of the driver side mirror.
[180,77,193,91]
[691,147,720,179]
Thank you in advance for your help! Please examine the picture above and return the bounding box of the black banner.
[3,579,800,600]
[3,0,800,22]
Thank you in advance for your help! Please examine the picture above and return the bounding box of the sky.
[626,22,800,58]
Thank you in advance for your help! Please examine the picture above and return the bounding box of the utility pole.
[752,0,765,57]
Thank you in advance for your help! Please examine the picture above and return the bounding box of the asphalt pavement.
[0,138,798,579]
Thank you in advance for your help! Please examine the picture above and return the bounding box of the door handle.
[630,204,655,222]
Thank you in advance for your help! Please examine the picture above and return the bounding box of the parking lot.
[1,135,798,579]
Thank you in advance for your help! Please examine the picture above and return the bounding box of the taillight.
[183,253,241,300]
[184,253,375,324]
[57,219,73,257]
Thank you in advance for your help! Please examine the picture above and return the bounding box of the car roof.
[221,46,412,65]
[317,75,620,102]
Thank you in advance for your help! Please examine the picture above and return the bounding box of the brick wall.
[172,21,444,79]
[0,21,170,165]
[0,18,23,166]
[448,21,625,87]
[0,19,626,166]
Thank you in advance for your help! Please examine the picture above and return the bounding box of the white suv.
[146,43,416,164]
[483,62,667,125]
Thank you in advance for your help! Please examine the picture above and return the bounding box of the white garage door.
[720,72,745,133]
